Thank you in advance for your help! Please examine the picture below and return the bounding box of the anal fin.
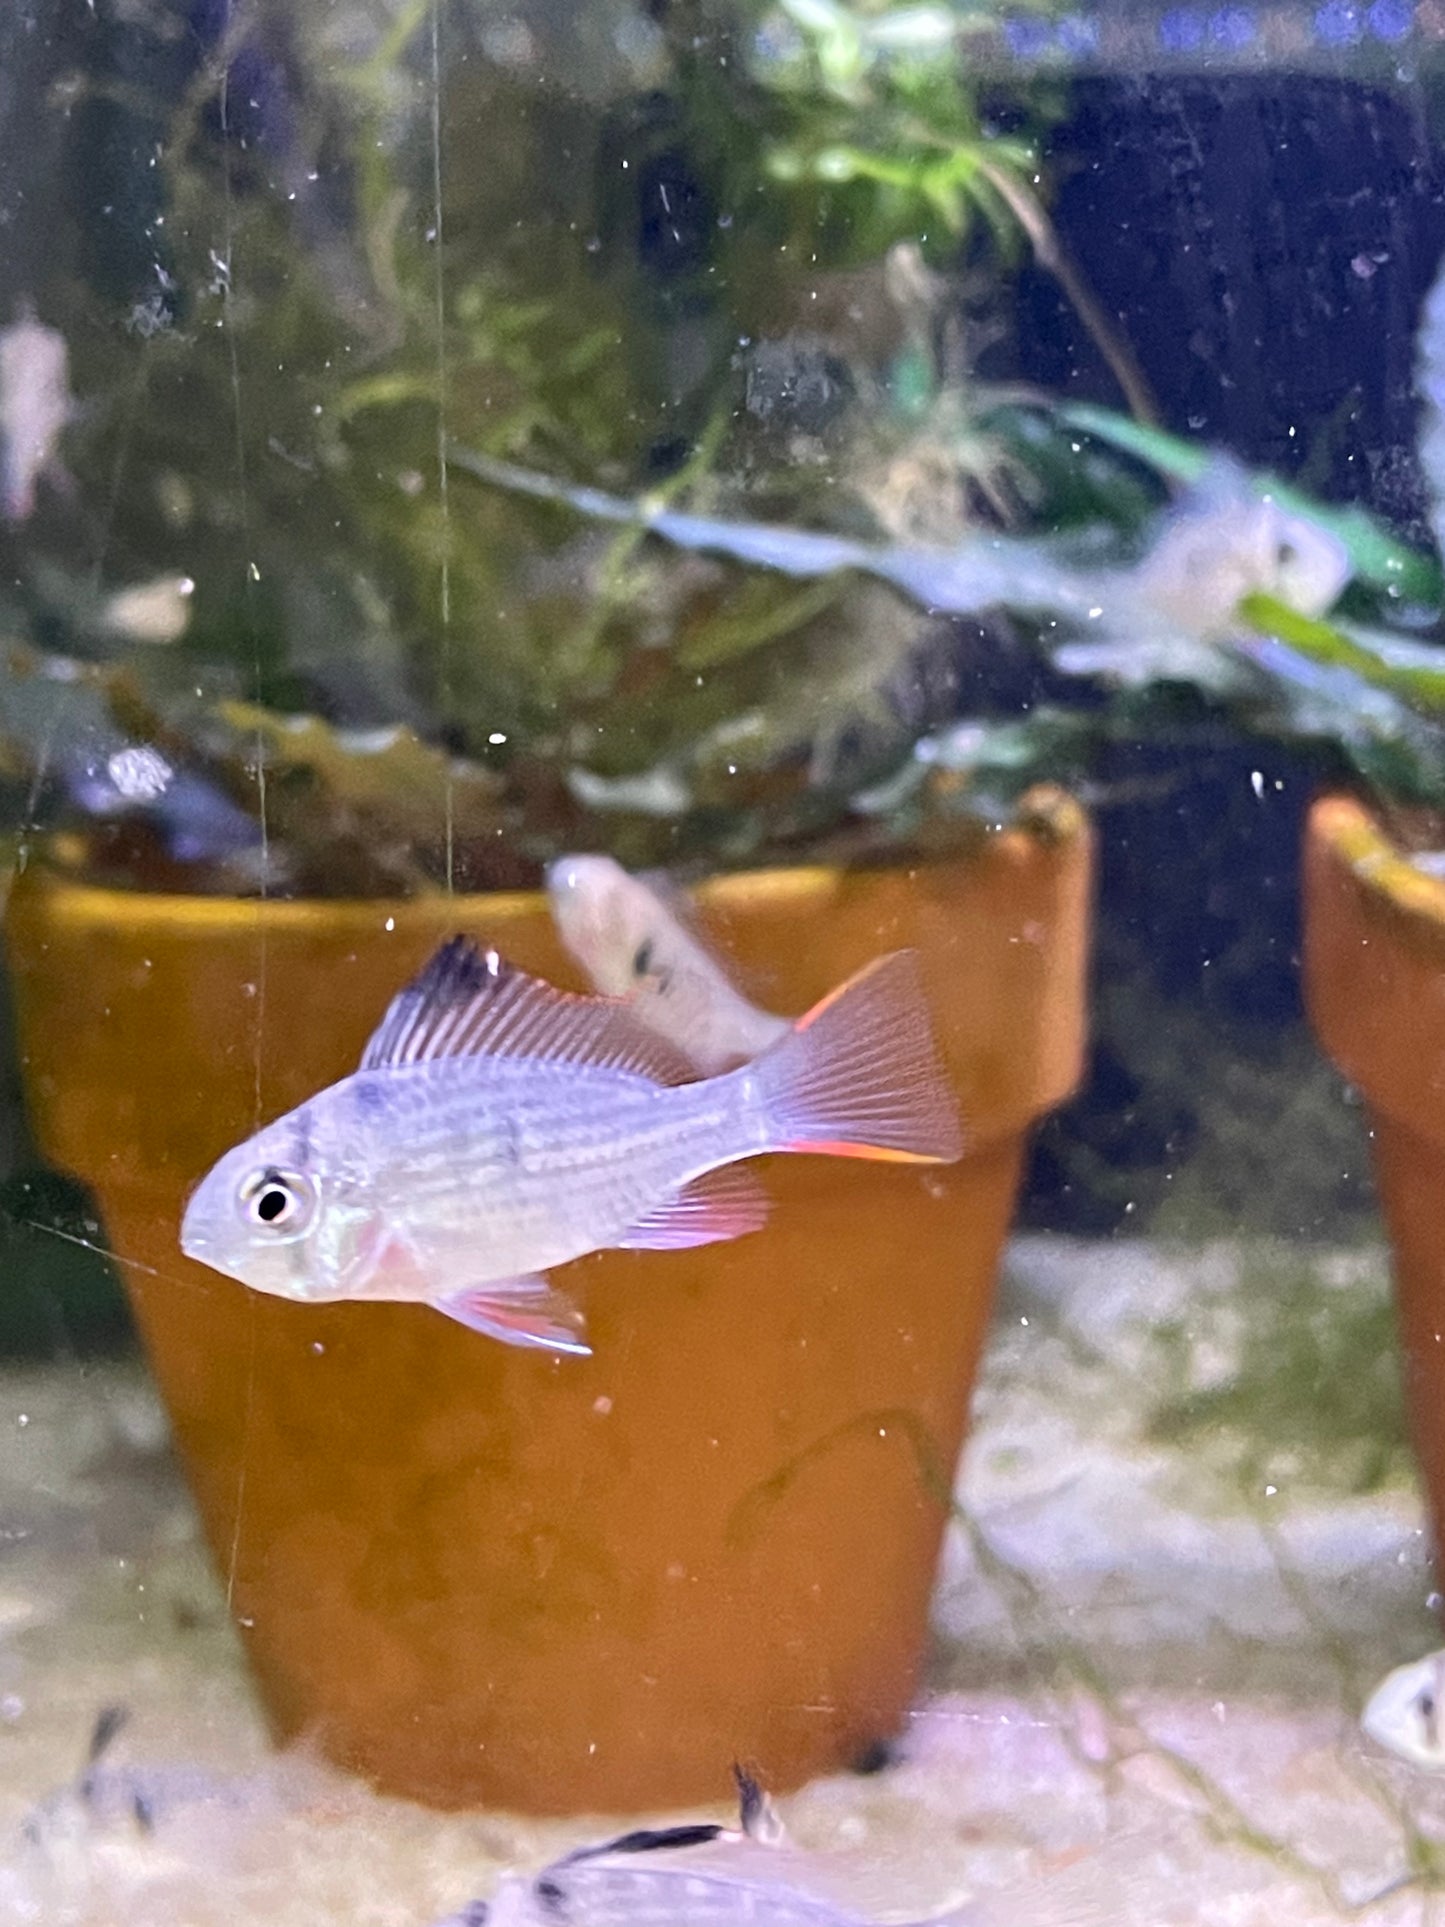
[431,1277,590,1355]
[616,1167,769,1251]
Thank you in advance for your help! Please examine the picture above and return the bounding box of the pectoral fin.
[431,1277,591,1355]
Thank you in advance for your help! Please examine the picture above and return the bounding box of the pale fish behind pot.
[1362,1650,1445,1769]
[179,936,963,1355]
[431,1770,1181,1927]
[547,854,789,1075]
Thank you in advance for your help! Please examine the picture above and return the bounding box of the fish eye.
[238,1168,314,1235]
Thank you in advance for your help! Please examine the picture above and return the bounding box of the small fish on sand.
[431,1766,1173,1927]
[180,937,963,1355]
[0,308,74,524]
[1362,1649,1445,1769]
[22,1704,294,1854]
[547,854,789,1076]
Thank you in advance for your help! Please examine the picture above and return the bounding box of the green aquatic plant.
[0,0,1110,894]
[19,0,1445,901]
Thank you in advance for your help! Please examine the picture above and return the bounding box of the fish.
[1362,1649,1445,1769]
[0,309,74,524]
[21,1703,295,1850]
[1129,463,1350,644]
[179,937,963,1355]
[430,1766,1178,1927]
[547,855,789,1076]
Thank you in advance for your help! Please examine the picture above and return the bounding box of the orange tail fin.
[754,951,964,1165]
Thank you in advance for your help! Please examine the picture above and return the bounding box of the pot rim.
[1308,792,1445,939]
[22,785,1089,934]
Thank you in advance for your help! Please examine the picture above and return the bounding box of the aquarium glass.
[0,2,1443,1921]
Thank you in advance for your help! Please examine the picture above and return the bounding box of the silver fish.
[0,309,73,524]
[180,938,963,1354]
[1362,1649,1445,1770]
[547,855,789,1076]
[1130,464,1349,644]
[432,1769,1172,1927]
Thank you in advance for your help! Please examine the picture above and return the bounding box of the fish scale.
[335,1061,754,1240]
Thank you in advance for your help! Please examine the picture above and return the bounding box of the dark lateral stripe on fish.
[558,1822,729,1864]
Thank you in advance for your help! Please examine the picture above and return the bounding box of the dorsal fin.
[359,937,700,1085]
[732,1763,787,1845]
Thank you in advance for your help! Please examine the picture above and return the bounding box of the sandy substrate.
[0,1236,1442,1925]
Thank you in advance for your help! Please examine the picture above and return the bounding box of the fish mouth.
[177,1199,215,1266]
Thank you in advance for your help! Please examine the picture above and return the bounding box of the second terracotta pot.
[1305,793,1445,1569]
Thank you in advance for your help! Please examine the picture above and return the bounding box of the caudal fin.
[755,951,964,1165]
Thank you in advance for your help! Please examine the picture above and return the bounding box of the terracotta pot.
[6,790,1092,1815]
[1304,793,1445,1562]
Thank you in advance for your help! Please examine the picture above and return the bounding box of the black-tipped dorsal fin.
[732,1763,787,1845]
[360,937,699,1085]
